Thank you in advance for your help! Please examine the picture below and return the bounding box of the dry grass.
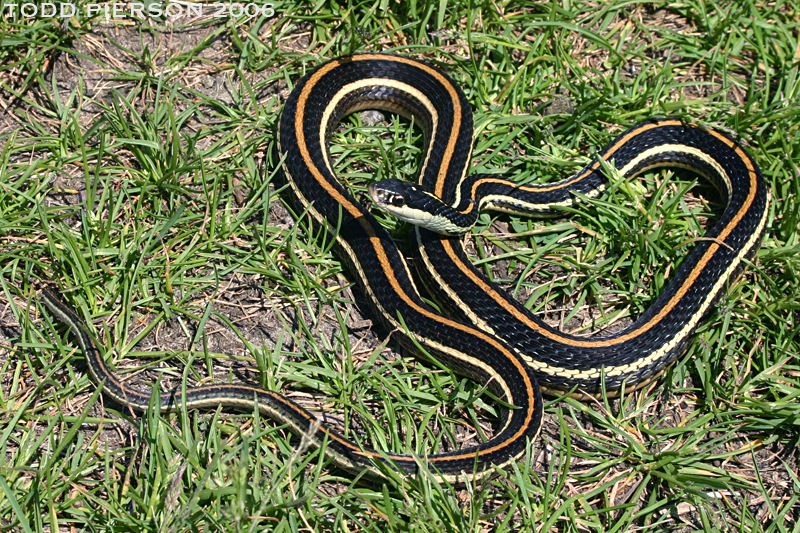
[1,1,798,531]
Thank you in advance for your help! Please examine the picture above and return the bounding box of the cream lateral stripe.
[295,60,366,221]
[283,60,763,474]
[434,145,759,348]
[295,57,526,362]
[134,154,528,466]
[282,106,431,306]
[295,57,538,458]
[414,226,505,336]
[622,163,724,197]
[358,233,537,458]
[616,144,733,196]
[318,77,439,181]
[706,127,760,177]
[478,186,605,213]
[427,194,765,380]
[366,237,531,424]
[344,54,465,198]
[330,234,526,460]
[424,143,767,381]
[565,120,685,185]
[41,290,323,424]
[42,288,370,458]
[450,175,604,217]
[44,51,765,483]
[445,122,667,210]
[448,121,695,215]
[590,186,770,378]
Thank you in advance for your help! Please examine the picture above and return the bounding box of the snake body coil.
[41,53,768,483]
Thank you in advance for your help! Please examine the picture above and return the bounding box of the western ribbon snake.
[40,53,768,483]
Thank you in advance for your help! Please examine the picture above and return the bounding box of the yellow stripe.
[428,141,759,351]
[318,77,440,183]
[291,55,539,464]
[44,53,765,484]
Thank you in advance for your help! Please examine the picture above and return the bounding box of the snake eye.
[391,196,406,207]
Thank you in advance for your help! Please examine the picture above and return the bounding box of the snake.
[40,53,768,484]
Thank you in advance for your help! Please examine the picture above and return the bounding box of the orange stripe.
[439,124,760,348]
[291,54,538,463]
[450,121,689,215]
[332,54,465,198]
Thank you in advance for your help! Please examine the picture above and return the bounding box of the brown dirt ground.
[0,5,795,530]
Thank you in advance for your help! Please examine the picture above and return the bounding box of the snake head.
[368,178,418,209]
[368,178,472,235]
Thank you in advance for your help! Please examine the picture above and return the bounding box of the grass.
[1,0,799,531]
